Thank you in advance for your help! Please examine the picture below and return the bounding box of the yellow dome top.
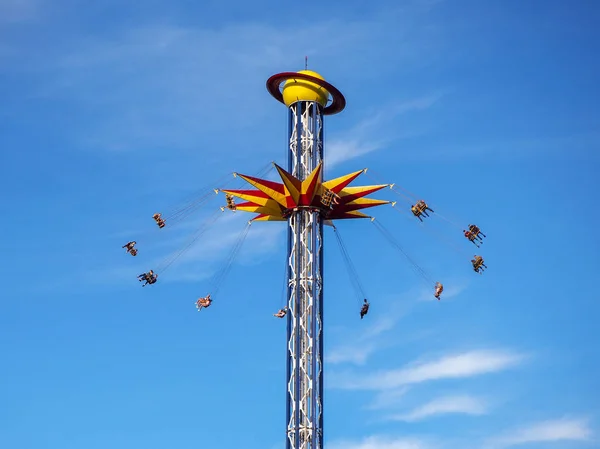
[282,70,330,107]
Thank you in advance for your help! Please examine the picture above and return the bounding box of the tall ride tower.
[221,69,388,449]
[267,70,345,449]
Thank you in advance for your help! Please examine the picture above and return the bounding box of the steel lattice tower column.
[264,69,346,449]
[286,99,325,449]
[222,69,390,449]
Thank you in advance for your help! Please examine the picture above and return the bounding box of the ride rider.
[123,241,138,255]
[321,189,341,208]
[153,213,166,228]
[434,282,444,300]
[196,294,212,311]
[412,200,434,222]
[468,224,486,240]
[225,194,236,211]
[463,230,480,247]
[360,299,370,319]
[274,308,287,318]
[471,255,487,273]
[138,270,157,286]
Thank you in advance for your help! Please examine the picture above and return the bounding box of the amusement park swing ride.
[122,66,488,449]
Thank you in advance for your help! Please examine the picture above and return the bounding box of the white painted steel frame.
[286,101,324,449]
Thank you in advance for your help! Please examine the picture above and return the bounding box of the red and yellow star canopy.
[221,162,390,222]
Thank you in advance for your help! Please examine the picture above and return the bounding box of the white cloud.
[2,1,445,151]
[326,303,407,365]
[487,417,592,448]
[326,341,378,366]
[366,387,410,410]
[150,215,283,274]
[327,435,430,449]
[83,209,285,288]
[361,312,401,339]
[417,282,466,302]
[331,349,525,390]
[162,222,285,283]
[326,282,459,368]
[327,139,383,168]
[326,95,442,167]
[326,282,461,368]
[19,22,364,150]
[18,21,409,151]
[390,395,487,422]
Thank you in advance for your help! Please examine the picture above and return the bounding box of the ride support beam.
[286,100,324,449]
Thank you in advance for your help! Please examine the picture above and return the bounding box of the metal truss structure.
[222,70,387,449]
[286,101,324,449]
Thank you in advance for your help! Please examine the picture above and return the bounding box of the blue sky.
[1,0,599,448]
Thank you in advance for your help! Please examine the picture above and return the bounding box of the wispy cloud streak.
[2,2,445,152]
[389,395,487,421]
[327,435,430,449]
[486,417,593,447]
[326,95,442,167]
[326,303,407,365]
[366,388,410,410]
[86,212,285,287]
[331,349,525,390]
